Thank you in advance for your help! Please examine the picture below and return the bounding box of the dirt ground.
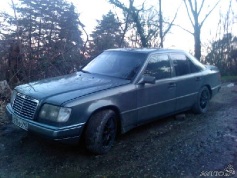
[0,82,237,178]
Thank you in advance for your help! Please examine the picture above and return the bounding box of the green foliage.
[89,11,126,57]
[221,76,237,82]
[0,0,84,84]
[205,33,237,76]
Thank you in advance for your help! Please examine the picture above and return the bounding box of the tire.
[85,109,117,155]
[192,86,211,114]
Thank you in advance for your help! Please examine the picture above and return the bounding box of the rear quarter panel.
[201,68,221,98]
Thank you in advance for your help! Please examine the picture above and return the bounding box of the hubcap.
[102,117,116,146]
[200,89,209,109]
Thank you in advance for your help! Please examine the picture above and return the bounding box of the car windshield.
[82,51,147,80]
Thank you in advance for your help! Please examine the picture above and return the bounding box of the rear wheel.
[192,86,211,114]
[85,109,117,155]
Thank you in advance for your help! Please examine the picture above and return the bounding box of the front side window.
[144,54,171,80]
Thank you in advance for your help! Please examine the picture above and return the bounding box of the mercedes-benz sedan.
[6,48,221,154]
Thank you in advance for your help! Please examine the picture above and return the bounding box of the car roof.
[106,48,186,54]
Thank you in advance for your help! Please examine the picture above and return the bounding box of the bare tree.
[114,11,130,47]
[183,0,221,60]
[109,0,179,48]
[109,0,153,47]
[158,0,180,48]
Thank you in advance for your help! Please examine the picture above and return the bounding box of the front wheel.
[192,86,211,114]
[85,109,117,155]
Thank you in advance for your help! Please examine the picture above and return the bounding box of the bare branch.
[10,0,20,41]
[0,31,8,36]
[115,10,130,47]
[108,0,127,12]
[163,2,182,37]
[172,23,194,35]
[109,0,148,47]
[81,24,89,59]
[187,0,196,17]
[197,0,205,16]
[183,0,194,27]
[200,0,221,28]
[194,0,197,13]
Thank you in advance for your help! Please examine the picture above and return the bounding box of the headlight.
[10,90,17,106]
[39,104,71,122]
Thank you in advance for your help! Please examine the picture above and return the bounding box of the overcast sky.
[70,0,237,52]
[2,0,237,53]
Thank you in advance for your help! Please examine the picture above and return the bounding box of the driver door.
[137,53,176,123]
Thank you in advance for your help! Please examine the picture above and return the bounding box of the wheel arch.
[85,105,122,134]
[203,84,212,99]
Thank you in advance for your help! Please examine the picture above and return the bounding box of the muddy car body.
[6,48,221,154]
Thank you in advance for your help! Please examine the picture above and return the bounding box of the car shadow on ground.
[1,112,187,157]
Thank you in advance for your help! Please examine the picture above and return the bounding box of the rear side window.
[144,54,171,80]
[170,53,201,76]
[189,59,201,73]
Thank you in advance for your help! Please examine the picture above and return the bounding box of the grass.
[221,76,237,83]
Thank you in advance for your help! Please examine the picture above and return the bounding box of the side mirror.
[138,75,156,84]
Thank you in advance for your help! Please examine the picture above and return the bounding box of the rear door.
[137,53,176,123]
[169,53,203,111]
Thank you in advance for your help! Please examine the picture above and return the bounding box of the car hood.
[16,72,130,104]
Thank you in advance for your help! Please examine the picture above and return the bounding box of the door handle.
[169,83,176,88]
[196,77,201,81]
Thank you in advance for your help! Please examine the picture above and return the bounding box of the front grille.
[13,93,39,119]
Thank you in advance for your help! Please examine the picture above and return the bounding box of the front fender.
[64,84,137,133]
[87,99,119,114]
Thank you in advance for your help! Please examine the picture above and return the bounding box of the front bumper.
[6,103,85,143]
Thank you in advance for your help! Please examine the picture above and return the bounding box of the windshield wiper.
[81,69,91,74]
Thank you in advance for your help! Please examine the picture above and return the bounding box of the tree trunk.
[131,11,147,47]
[183,0,221,61]
[7,41,22,85]
[194,24,201,60]
[159,0,163,48]
[119,12,130,48]
[37,18,42,59]
[29,10,32,61]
